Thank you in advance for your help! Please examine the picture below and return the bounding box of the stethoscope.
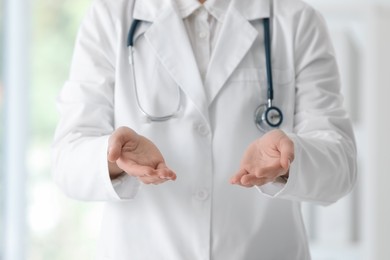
[127,17,283,131]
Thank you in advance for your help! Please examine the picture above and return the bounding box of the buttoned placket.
[190,7,211,83]
[182,7,215,259]
[191,7,213,201]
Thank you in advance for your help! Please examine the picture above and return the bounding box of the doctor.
[52,0,357,259]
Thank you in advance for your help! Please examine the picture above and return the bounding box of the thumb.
[107,127,139,162]
[278,136,294,171]
[107,138,122,163]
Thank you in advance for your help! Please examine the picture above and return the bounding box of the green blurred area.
[29,1,102,259]
[2,0,100,258]
[31,0,92,140]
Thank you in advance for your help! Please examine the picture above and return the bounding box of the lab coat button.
[197,124,209,136]
[199,32,207,39]
[194,189,209,201]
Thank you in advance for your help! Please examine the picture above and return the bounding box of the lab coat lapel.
[139,2,209,122]
[205,1,266,105]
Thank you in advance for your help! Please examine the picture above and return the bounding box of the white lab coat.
[52,0,357,259]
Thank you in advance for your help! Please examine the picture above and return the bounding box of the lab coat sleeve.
[257,6,357,205]
[52,0,140,201]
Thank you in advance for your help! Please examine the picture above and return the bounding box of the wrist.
[108,161,125,180]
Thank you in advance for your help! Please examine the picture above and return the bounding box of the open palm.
[108,127,176,184]
[231,130,294,187]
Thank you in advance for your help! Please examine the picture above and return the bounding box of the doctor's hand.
[230,130,294,187]
[107,126,177,184]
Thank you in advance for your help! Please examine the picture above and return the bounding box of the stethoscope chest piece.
[254,103,283,132]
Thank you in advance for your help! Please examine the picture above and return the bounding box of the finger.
[238,183,255,188]
[278,137,294,171]
[121,163,158,178]
[107,138,122,162]
[157,168,177,180]
[139,175,168,185]
[240,174,270,187]
[230,168,248,185]
[156,163,177,180]
[139,164,175,185]
[253,164,282,179]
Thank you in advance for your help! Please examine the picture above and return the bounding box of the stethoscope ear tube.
[263,18,274,102]
[127,19,181,121]
[127,19,141,47]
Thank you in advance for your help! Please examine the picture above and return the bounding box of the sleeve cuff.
[110,173,141,200]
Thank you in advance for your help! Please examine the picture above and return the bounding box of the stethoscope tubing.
[127,19,181,121]
[263,18,274,104]
[261,17,283,129]
[127,16,282,129]
[127,19,140,47]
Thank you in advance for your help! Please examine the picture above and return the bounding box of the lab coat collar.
[132,0,271,118]
[133,0,271,22]
[138,1,210,122]
[204,2,260,104]
[205,0,271,21]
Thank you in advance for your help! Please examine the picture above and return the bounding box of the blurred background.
[0,0,389,259]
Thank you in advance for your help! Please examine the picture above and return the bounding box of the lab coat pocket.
[226,68,268,107]
[272,68,295,130]
[227,68,294,103]
[229,68,293,85]
[132,53,181,120]
[229,68,265,82]
[271,68,295,87]
[270,68,295,99]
